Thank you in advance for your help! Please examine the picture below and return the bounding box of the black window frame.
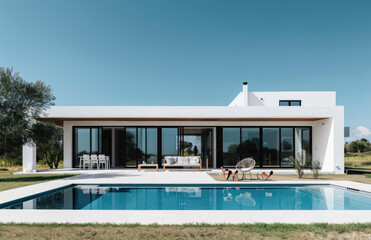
[220,126,312,168]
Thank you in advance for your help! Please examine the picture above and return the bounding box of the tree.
[30,122,63,169]
[0,68,55,156]
[193,146,199,155]
[357,142,366,153]
[349,141,359,153]
[360,138,369,143]
[180,140,193,155]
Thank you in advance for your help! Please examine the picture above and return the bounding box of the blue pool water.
[2,184,371,210]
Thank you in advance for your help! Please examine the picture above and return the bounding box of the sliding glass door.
[262,128,279,167]
[124,127,158,166]
[281,128,294,167]
[146,128,158,164]
[241,128,260,165]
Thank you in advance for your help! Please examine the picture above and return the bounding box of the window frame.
[279,100,302,106]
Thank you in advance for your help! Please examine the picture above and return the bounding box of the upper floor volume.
[229,82,337,107]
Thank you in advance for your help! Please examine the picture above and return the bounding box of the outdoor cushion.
[189,156,200,164]
[177,157,189,165]
[165,156,175,165]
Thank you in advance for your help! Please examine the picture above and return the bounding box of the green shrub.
[0,155,22,167]
[291,153,312,179]
[311,160,322,179]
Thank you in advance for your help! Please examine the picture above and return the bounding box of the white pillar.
[22,142,37,173]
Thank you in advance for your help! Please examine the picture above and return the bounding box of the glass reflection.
[162,128,178,157]
[222,128,240,166]
[146,128,158,164]
[281,128,294,167]
[241,128,260,164]
[262,128,279,167]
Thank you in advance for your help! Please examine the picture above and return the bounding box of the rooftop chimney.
[242,82,248,106]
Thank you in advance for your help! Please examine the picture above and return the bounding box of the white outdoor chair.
[105,156,110,169]
[98,154,107,170]
[235,158,256,180]
[82,154,91,170]
[78,156,84,170]
[90,154,99,169]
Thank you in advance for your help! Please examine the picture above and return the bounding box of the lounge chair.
[233,158,256,181]
[220,167,233,180]
[257,171,274,181]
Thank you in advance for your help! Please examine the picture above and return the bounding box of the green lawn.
[0,167,76,192]
[0,223,369,240]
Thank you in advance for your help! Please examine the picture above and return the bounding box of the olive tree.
[0,67,55,156]
[30,122,63,169]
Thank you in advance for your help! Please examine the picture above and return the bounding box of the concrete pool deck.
[1,170,371,224]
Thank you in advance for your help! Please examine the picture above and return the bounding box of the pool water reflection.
[3,184,371,210]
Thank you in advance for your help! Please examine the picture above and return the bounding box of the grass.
[0,166,76,192]
[0,223,369,240]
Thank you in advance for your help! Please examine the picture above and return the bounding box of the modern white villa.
[23,83,344,174]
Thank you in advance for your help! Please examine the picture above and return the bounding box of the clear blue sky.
[0,0,370,140]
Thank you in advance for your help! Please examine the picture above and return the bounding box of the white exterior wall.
[334,106,345,173]
[230,91,336,107]
[44,86,343,173]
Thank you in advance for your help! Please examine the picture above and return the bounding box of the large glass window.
[137,128,146,164]
[295,127,311,160]
[73,127,102,167]
[162,128,178,157]
[221,127,311,168]
[114,128,125,167]
[222,128,240,166]
[75,128,90,165]
[262,128,279,167]
[125,128,137,166]
[241,128,260,164]
[146,128,158,164]
[281,128,294,167]
[125,128,158,165]
[91,128,101,154]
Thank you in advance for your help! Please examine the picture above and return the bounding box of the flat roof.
[37,106,335,126]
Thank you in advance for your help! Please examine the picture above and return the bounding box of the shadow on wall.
[313,118,332,171]
[248,93,264,106]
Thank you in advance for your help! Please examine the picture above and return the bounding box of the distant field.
[345,152,371,169]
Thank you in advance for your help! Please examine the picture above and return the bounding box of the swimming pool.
[2,184,371,210]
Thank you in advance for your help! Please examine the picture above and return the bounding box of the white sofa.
[163,156,202,171]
